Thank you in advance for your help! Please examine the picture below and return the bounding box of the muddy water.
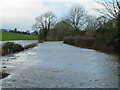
[1,41,118,88]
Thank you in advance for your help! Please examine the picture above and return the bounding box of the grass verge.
[0,32,38,41]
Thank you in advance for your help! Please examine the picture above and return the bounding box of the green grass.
[0,32,38,41]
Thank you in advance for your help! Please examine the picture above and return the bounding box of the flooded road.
[1,41,118,88]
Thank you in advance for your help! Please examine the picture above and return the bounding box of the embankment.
[64,36,115,54]
[0,41,38,78]
[1,42,38,56]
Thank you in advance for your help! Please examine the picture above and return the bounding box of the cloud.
[0,0,105,31]
[0,0,52,31]
[64,0,104,16]
[0,4,2,28]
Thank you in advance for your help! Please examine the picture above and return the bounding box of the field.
[0,32,38,41]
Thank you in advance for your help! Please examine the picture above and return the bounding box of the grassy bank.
[0,42,38,78]
[1,42,38,56]
[0,32,38,41]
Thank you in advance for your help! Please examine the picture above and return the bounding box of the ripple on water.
[1,41,118,88]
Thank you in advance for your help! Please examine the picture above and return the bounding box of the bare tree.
[96,0,120,18]
[96,0,120,51]
[86,16,101,31]
[95,0,120,31]
[66,5,87,31]
[33,12,56,40]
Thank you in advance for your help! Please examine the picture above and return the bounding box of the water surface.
[1,41,118,88]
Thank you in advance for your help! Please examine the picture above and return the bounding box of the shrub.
[64,36,95,48]
[2,42,24,56]
[0,72,10,79]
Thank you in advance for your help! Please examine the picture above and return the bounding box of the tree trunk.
[117,14,120,52]
[114,14,120,52]
[44,28,47,41]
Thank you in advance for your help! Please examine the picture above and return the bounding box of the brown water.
[1,41,118,88]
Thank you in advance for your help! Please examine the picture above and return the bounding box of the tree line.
[1,28,38,35]
[33,0,120,53]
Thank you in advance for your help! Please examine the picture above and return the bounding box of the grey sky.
[0,0,104,31]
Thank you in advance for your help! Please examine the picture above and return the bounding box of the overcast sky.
[0,0,104,31]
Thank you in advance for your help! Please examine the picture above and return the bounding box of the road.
[1,41,118,88]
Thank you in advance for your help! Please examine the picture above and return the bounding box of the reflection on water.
[1,41,118,88]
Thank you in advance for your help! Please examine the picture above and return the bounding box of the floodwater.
[0,40,38,46]
[1,41,118,88]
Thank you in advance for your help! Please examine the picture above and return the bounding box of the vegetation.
[1,42,38,56]
[2,42,24,56]
[0,72,10,79]
[95,0,120,53]
[1,28,38,35]
[64,36,95,48]
[63,15,118,53]
[1,32,38,41]
[32,12,56,40]
[0,42,38,56]
[32,0,120,53]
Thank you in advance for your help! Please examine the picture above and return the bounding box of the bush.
[64,36,115,53]
[0,72,10,79]
[64,36,95,48]
[2,42,24,56]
